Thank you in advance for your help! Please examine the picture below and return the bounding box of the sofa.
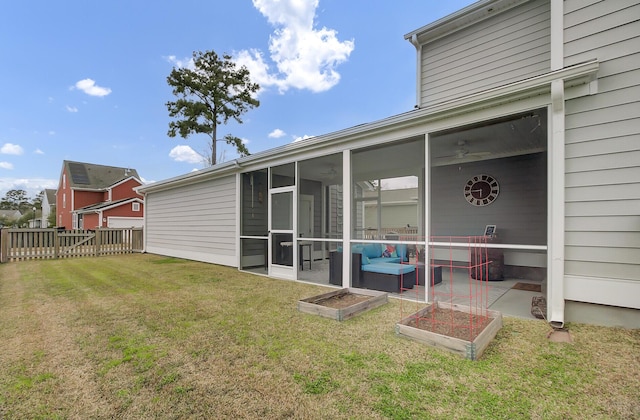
[329,243,416,293]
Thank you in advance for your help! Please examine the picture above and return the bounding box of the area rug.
[512,282,542,292]
[430,281,510,308]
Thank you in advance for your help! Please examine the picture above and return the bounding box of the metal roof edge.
[403,0,527,45]
[138,60,599,194]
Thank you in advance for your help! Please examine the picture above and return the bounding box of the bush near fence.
[0,228,143,263]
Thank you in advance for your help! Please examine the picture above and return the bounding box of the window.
[271,163,295,188]
[63,193,66,209]
[271,192,293,230]
[132,202,140,212]
[351,138,424,239]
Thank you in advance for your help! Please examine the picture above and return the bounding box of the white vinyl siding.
[564,0,640,282]
[419,0,550,107]
[145,175,237,266]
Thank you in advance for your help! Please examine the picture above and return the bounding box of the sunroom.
[238,106,548,313]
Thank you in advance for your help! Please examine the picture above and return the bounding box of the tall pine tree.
[166,50,260,166]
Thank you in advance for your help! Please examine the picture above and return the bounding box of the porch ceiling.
[430,108,547,166]
[299,109,547,183]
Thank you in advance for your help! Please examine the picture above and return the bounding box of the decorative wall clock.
[464,174,499,206]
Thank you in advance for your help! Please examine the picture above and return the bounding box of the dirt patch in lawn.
[311,292,373,309]
[406,306,494,341]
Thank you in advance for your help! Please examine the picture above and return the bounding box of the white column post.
[342,150,352,287]
[423,134,431,301]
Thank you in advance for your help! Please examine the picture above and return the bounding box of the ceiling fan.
[443,140,492,160]
[319,165,338,179]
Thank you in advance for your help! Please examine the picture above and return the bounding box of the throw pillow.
[382,244,397,258]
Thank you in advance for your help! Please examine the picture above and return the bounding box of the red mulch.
[407,306,493,341]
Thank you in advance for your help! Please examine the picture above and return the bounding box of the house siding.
[419,0,550,107]
[102,204,143,227]
[430,153,547,267]
[41,190,55,228]
[564,1,640,284]
[83,214,99,229]
[328,184,343,237]
[111,178,143,201]
[300,178,323,251]
[56,169,71,228]
[145,175,237,266]
[73,191,103,210]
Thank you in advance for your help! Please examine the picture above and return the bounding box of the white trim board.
[564,275,640,310]
[145,246,236,267]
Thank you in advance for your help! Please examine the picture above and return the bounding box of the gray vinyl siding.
[430,153,547,246]
[300,178,323,251]
[145,175,236,264]
[327,184,343,237]
[419,0,550,107]
[564,0,640,281]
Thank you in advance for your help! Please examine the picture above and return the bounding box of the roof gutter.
[136,159,241,194]
[404,0,525,46]
[138,60,598,195]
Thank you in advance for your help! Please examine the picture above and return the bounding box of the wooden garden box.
[298,287,388,321]
[395,302,503,360]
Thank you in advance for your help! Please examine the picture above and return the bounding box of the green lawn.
[0,254,638,419]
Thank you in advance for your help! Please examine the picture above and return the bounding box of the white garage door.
[107,217,144,228]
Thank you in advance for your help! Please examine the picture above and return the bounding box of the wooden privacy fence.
[0,228,144,263]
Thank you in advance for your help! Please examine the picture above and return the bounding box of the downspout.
[409,34,422,109]
[548,80,565,329]
[548,0,565,328]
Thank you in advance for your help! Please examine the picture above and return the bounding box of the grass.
[0,254,638,419]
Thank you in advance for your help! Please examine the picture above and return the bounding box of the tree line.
[3,50,257,226]
[0,189,50,227]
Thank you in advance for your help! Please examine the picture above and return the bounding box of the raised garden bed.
[298,287,388,321]
[395,302,503,360]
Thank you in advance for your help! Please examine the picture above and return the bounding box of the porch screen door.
[269,188,295,278]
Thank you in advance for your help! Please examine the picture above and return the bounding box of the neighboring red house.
[56,160,144,229]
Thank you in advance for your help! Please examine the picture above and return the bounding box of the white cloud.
[235,0,354,93]
[66,105,78,113]
[169,145,204,164]
[0,178,58,198]
[268,128,286,138]
[164,55,195,70]
[73,78,112,97]
[0,162,13,170]
[34,149,44,155]
[139,177,154,185]
[1,143,24,155]
[293,134,314,142]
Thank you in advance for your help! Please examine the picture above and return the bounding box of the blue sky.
[0,0,475,199]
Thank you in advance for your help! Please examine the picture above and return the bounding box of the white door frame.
[269,185,296,279]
